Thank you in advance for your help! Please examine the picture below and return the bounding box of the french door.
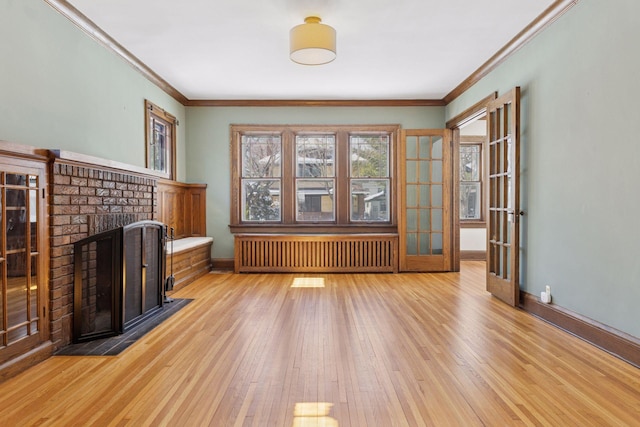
[399,129,452,271]
[0,160,48,366]
[486,87,521,306]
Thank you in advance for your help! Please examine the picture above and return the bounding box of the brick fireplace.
[0,143,210,380]
[48,152,158,349]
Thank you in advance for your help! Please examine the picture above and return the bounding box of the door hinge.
[42,188,46,199]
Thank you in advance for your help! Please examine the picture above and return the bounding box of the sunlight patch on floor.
[292,402,337,426]
[291,278,325,288]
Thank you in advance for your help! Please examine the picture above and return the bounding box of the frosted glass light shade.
[290,16,336,65]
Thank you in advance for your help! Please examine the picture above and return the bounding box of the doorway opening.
[447,93,497,268]
[458,115,487,261]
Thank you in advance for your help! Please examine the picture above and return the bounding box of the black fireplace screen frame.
[73,220,166,343]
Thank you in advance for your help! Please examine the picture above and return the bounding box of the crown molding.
[43,0,189,105]
[42,0,442,108]
[443,0,580,104]
[44,0,579,108]
[185,99,445,107]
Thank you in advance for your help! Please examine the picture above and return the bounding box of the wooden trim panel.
[446,93,497,129]
[0,342,53,383]
[211,258,235,271]
[460,250,486,261]
[0,141,50,162]
[460,221,486,229]
[186,99,445,107]
[521,292,640,368]
[157,179,207,238]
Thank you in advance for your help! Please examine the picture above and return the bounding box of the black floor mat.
[55,298,192,356]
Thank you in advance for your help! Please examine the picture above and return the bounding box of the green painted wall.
[185,106,445,259]
[447,0,640,338]
[0,0,187,180]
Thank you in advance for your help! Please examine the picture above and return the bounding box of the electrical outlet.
[546,285,551,297]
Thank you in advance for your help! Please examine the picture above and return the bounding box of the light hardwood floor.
[1,262,639,426]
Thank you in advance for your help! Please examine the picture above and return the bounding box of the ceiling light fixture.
[290,16,336,66]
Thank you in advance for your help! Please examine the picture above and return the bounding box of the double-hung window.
[350,134,390,222]
[296,134,335,222]
[230,125,398,232]
[241,133,281,222]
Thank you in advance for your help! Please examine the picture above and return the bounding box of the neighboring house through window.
[145,100,176,179]
[295,133,335,222]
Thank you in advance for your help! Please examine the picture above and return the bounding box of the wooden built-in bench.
[158,179,212,289]
[166,236,214,291]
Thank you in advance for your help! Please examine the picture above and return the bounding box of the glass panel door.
[0,163,48,366]
[486,88,521,306]
[399,129,452,271]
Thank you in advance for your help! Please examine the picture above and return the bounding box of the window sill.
[460,221,486,229]
[229,224,398,234]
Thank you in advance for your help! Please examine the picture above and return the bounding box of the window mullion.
[281,131,295,224]
[335,130,349,224]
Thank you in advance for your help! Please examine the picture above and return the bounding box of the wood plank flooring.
[1,262,639,426]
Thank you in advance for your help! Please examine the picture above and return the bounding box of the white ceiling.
[66,0,556,101]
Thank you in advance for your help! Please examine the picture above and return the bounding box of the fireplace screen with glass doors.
[73,220,166,342]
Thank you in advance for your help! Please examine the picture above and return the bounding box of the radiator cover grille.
[235,234,398,273]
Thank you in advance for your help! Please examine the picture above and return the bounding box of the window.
[350,134,390,222]
[230,125,398,232]
[296,134,335,222]
[145,100,176,179]
[460,140,483,221]
[241,133,281,222]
